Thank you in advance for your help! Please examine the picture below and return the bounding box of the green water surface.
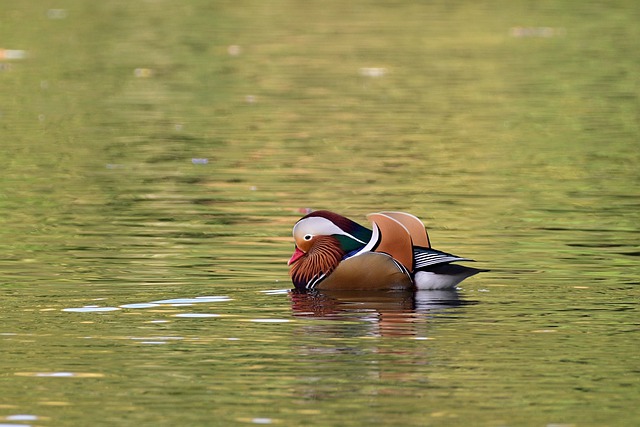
[1,1,639,426]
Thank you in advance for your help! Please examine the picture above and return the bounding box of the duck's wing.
[363,213,414,272]
[380,211,431,248]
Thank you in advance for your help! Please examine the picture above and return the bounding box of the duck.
[287,210,485,291]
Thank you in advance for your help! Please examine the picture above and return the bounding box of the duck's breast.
[315,252,413,290]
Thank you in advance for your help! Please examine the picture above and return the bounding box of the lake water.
[1,1,639,426]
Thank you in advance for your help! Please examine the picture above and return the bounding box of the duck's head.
[288,210,372,288]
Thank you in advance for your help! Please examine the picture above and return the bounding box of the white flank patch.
[414,271,465,290]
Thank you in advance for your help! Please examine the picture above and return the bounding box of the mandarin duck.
[288,210,485,291]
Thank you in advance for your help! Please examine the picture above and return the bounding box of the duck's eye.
[303,234,313,241]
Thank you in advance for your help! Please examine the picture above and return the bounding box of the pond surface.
[1,1,639,426]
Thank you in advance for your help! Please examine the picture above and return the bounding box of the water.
[1,1,639,426]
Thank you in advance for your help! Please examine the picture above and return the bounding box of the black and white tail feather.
[413,247,471,269]
[412,247,485,290]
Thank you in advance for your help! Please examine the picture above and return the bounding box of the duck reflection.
[288,289,476,400]
[289,289,467,337]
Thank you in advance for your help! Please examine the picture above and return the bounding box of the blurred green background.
[1,1,638,426]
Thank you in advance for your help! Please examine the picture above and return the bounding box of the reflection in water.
[289,289,475,406]
[14,372,104,378]
[289,289,471,337]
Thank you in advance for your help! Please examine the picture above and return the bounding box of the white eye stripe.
[303,234,312,241]
[293,217,366,244]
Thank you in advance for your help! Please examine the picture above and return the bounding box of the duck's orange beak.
[288,246,305,265]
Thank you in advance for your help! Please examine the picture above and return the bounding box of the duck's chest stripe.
[306,272,328,289]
